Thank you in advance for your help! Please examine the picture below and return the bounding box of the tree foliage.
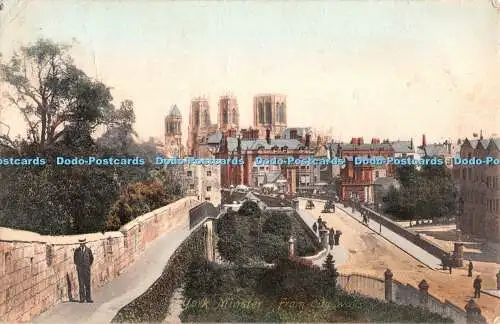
[0,38,113,153]
[238,200,261,217]
[0,38,183,234]
[262,212,292,240]
[385,164,458,221]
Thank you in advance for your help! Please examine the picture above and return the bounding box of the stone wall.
[0,197,200,323]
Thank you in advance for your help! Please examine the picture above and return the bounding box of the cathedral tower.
[218,95,239,132]
[164,105,183,157]
[253,94,287,139]
[187,97,214,156]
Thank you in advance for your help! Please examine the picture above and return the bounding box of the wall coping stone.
[0,197,196,244]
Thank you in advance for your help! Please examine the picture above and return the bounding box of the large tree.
[0,39,122,234]
[0,38,114,154]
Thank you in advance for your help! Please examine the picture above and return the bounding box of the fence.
[335,272,468,323]
[337,273,385,300]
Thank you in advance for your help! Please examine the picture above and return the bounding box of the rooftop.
[167,105,182,117]
[391,140,414,153]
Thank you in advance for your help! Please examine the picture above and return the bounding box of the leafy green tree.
[323,253,339,280]
[259,233,288,263]
[0,38,148,234]
[238,200,261,217]
[0,38,114,154]
[262,212,292,240]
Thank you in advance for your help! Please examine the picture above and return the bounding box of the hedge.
[111,224,206,322]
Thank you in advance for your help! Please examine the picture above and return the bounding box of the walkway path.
[33,229,190,324]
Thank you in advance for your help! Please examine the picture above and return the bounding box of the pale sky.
[0,0,499,144]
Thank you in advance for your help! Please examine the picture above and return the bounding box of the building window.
[375,171,379,178]
[232,108,238,124]
[223,108,228,124]
[265,102,272,123]
[187,171,192,177]
[206,186,212,191]
[258,103,264,124]
[206,170,211,176]
[205,197,210,201]
[189,184,194,189]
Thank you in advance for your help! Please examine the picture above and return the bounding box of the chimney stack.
[305,133,311,147]
[422,134,426,147]
[266,128,271,144]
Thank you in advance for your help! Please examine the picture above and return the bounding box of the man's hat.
[78,238,86,243]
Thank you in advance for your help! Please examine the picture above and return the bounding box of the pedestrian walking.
[312,222,318,233]
[473,275,482,298]
[468,260,473,277]
[329,228,335,249]
[441,255,447,271]
[74,238,94,303]
[334,231,341,246]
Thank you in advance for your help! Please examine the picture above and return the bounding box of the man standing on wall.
[74,238,94,303]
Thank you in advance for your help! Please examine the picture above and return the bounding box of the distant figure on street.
[441,254,448,271]
[74,238,94,303]
[465,298,481,316]
[328,228,335,249]
[312,222,318,233]
[473,275,482,298]
[334,231,341,245]
[468,260,473,277]
[497,270,500,290]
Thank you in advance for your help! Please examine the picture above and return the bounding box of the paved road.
[335,204,442,269]
[298,199,441,270]
[295,200,348,267]
[33,229,191,324]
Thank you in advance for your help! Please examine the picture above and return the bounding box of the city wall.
[0,197,200,323]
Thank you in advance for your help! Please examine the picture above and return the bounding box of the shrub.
[238,200,261,217]
[259,233,288,263]
[262,212,292,240]
[105,180,171,230]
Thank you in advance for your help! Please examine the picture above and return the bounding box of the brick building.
[207,129,316,193]
[339,137,395,203]
[456,137,500,241]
